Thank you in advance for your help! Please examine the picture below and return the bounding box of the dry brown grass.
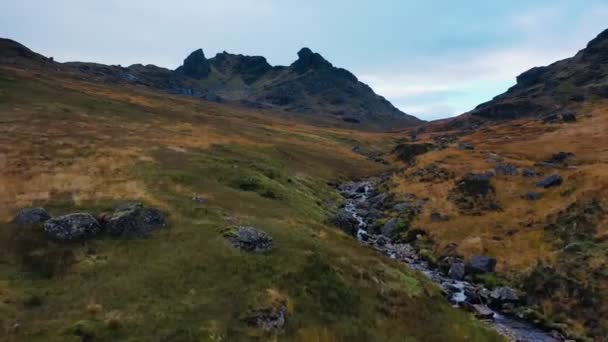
[392,103,608,272]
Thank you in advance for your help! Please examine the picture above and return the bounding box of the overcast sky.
[2,0,607,120]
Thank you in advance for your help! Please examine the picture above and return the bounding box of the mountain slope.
[0,38,421,131]
[471,28,608,120]
[0,61,500,341]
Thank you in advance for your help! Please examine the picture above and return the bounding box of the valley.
[1,27,608,342]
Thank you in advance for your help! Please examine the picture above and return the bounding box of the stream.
[337,179,565,342]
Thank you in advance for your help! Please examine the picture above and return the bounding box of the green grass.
[0,67,504,341]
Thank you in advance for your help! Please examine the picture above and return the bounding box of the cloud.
[359,2,608,120]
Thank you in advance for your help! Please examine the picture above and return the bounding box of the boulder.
[330,209,359,235]
[466,256,497,274]
[13,207,51,226]
[535,175,563,188]
[448,262,466,280]
[381,218,399,237]
[105,202,167,238]
[468,304,495,320]
[490,286,520,304]
[224,226,273,253]
[44,213,102,242]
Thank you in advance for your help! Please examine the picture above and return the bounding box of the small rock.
[44,213,102,242]
[192,195,208,203]
[430,212,448,222]
[523,191,542,201]
[466,256,497,274]
[535,175,563,188]
[448,262,466,280]
[392,202,410,212]
[521,168,538,178]
[495,163,519,176]
[561,112,577,123]
[458,143,474,150]
[375,235,389,246]
[224,226,273,253]
[13,207,51,226]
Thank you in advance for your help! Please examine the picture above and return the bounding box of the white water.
[339,180,564,342]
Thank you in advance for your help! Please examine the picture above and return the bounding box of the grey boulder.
[466,255,497,274]
[225,226,273,253]
[44,213,102,242]
[14,207,51,226]
[104,202,166,238]
[448,262,466,280]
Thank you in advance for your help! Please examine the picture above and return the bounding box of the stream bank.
[335,178,565,342]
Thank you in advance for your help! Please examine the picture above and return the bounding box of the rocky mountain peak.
[292,47,333,73]
[176,48,211,79]
[581,28,608,61]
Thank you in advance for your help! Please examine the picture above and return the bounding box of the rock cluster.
[12,202,167,242]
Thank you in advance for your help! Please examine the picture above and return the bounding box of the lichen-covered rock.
[44,213,102,242]
[105,202,166,238]
[224,226,273,253]
[13,207,51,226]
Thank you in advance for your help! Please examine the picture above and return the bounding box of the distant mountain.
[0,38,422,130]
[471,28,608,120]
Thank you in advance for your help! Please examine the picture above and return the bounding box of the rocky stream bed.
[336,178,566,342]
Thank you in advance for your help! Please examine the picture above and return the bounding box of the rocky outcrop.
[43,213,102,242]
[175,49,211,79]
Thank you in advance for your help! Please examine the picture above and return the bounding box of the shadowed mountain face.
[471,28,608,120]
[0,38,421,130]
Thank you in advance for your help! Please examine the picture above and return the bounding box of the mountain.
[0,38,421,130]
[471,28,608,120]
[0,42,501,341]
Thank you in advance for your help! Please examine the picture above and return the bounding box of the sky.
[1,1,607,120]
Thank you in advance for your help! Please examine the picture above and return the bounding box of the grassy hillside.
[388,103,608,339]
[0,66,502,341]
